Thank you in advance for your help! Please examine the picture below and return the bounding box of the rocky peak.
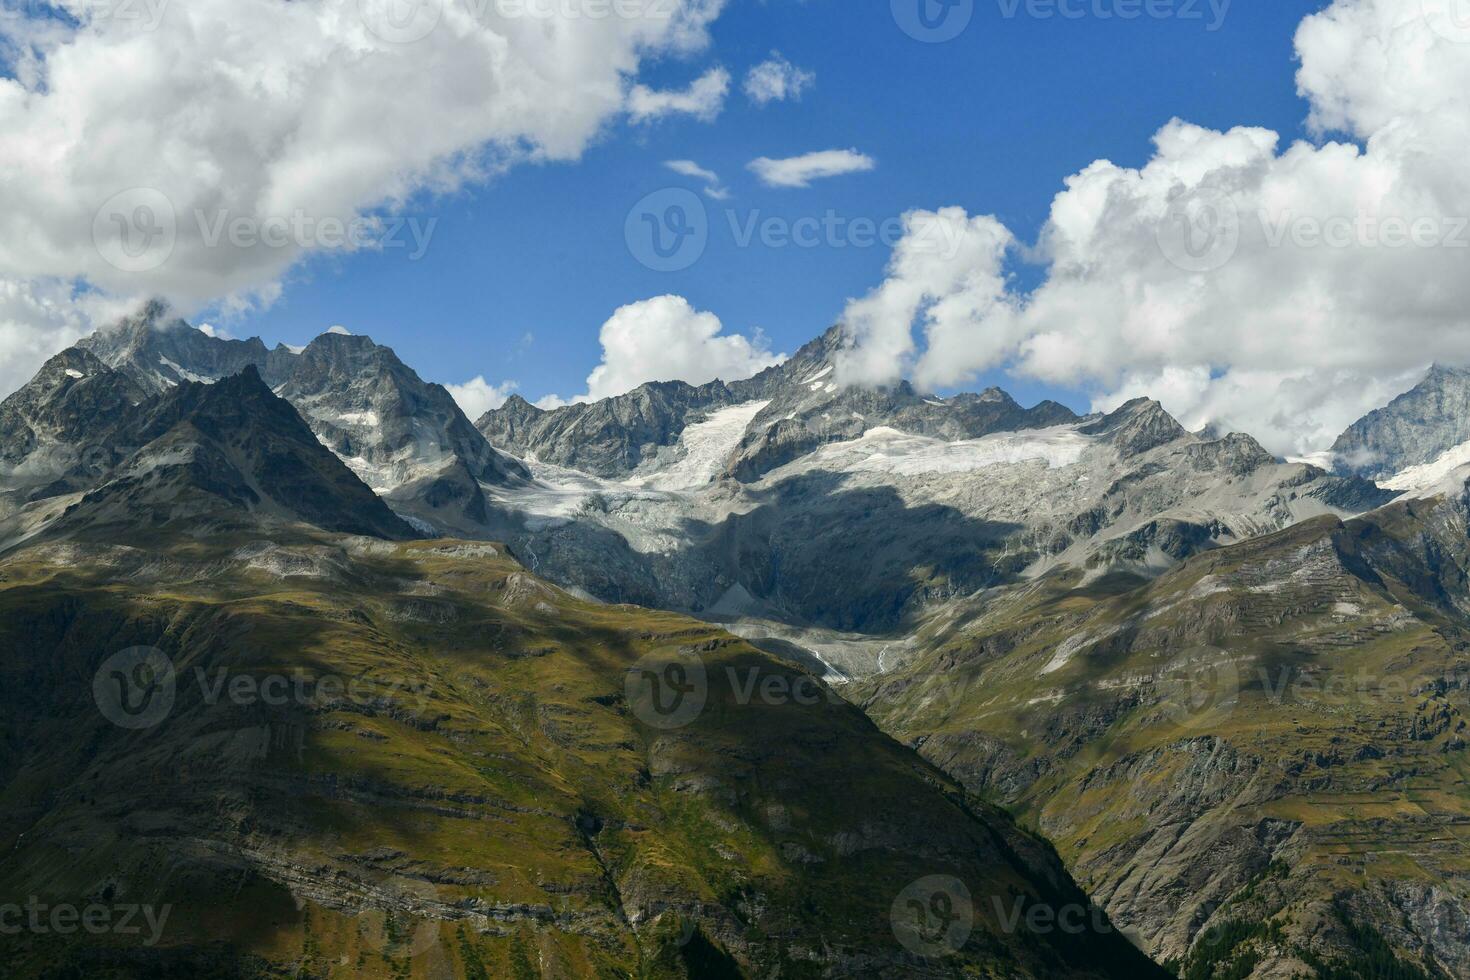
[1083,398,1189,457]
[79,300,271,394]
[60,366,416,541]
[0,348,147,494]
[1183,431,1277,476]
[279,331,411,401]
[60,305,526,532]
[796,322,847,361]
[1330,363,1470,479]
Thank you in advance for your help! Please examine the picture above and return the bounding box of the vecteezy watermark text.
[625,187,967,272]
[893,0,1230,42]
[93,646,434,730]
[1156,189,1470,272]
[92,188,438,273]
[194,210,436,258]
[1260,210,1470,250]
[0,0,168,29]
[357,0,677,44]
[996,0,1230,30]
[0,899,171,946]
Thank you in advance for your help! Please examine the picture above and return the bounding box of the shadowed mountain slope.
[0,524,1165,978]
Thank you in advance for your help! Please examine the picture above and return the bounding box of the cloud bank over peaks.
[832,0,1470,456]
[0,0,729,395]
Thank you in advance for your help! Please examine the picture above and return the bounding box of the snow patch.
[63,368,84,379]
[627,400,770,491]
[334,411,382,428]
[1041,623,1121,675]
[158,356,217,385]
[805,425,1091,477]
[1382,439,1470,496]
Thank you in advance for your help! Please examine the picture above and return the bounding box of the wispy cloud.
[748,149,876,188]
[629,68,731,123]
[665,159,730,200]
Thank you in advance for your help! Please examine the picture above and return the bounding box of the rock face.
[470,322,1399,642]
[274,331,525,531]
[0,522,1165,979]
[480,388,1390,639]
[0,347,147,509]
[480,381,734,478]
[477,324,1080,483]
[78,298,295,393]
[858,489,1470,979]
[64,302,524,529]
[47,366,415,541]
[1330,363,1470,479]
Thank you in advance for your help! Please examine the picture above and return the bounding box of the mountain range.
[4,302,1470,977]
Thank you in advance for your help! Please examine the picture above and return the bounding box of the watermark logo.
[0,0,169,30]
[77,443,115,478]
[626,188,708,272]
[624,651,707,729]
[1156,189,1240,272]
[92,647,436,730]
[627,194,967,272]
[1423,0,1470,43]
[893,0,973,42]
[891,875,973,957]
[93,647,176,730]
[359,0,443,43]
[93,188,177,273]
[1156,647,1239,729]
[357,878,441,958]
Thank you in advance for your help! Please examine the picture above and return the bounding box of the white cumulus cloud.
[834,208,1018,392]
[544,295,784,404]
[0,0,728,397]
[831,0,1470,457]
[748,149,876,188]
[445,376,519,420]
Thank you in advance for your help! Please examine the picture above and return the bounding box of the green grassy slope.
[858,505,1470,978]
[0,528,1164,979]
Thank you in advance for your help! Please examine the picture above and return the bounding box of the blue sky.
[232,0,1331,411]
